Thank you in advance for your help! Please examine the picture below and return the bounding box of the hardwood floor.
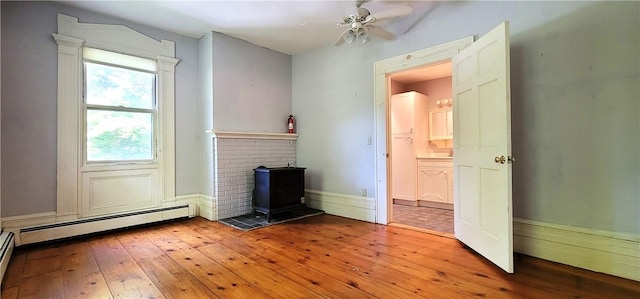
[2,214,639,298]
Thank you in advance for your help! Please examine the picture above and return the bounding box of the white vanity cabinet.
[417,158,453,205]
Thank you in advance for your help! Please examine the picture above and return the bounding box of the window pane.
[85,62,155,109]
[87,110,153,161]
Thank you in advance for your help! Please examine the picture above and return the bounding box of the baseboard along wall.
[513,218,639,282]
[305,189,376,223]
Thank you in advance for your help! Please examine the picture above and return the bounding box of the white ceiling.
[389,60,452,84]
[56,0,437,55]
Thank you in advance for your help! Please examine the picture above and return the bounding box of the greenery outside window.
[83,50,157,163]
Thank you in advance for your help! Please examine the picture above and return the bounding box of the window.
[54,14,179,219]
[83,48,157,163]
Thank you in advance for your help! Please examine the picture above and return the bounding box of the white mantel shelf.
[206,130,298,140]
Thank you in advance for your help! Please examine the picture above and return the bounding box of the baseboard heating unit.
[18,204,195,246]
[0,231,15,282]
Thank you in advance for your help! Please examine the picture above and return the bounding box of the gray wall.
[0,2,2,226]
[197,32,293,197]
[1,1,200,217]
[293,1,639,234]
[199,32,214,197]
[212,32,292,133]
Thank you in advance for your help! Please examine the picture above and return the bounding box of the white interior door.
[452,22,513,273]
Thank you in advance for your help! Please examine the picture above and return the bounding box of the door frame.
[373,36,474,224]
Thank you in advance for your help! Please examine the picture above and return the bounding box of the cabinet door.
[429,109,453,140]
[391,94,415,135]
[391,136,416,200]
[417,166,448,203]
[446,109,454,136]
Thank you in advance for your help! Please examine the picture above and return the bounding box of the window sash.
[85,109,156,163]
[83,53,158,165]
[83,61,157,110]
[83,47,157,72]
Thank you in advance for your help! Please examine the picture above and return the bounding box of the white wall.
[293,1,639,234]
[212,32,292,133]
[0,1,200,216]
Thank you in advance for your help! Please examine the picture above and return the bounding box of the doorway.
[387,61,455,235]
[374,22,514,273]
[373,36,474,227]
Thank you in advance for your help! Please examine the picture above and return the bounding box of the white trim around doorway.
[373,36,474,225]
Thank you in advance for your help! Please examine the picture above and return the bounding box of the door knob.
[495,155,506,164]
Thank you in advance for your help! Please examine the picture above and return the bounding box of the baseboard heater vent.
[0,231,15,282]
[18,204,194,246]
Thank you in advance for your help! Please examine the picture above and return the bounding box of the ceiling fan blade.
[371,5,413,21]
[366,25,396,40]
[335,29,350,46]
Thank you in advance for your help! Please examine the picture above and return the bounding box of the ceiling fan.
[335,0,413,46]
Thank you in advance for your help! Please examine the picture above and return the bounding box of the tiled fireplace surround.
[212,132,297,220]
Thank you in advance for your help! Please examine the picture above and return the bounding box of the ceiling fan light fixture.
[335,0,407,47]
[361,34,370,44]
[344,29,356,43]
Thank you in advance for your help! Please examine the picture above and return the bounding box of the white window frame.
[82,57,158,166]
[53,14,179,221]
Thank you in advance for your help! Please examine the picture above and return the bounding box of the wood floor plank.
[59,241,112,299]
[259,221,493,298]
[141,225,273,298]
[88,235,166,299]
[139,254,220,299]
[197,242,325,299]
[21,247,61,279]
[2,215,639,299]
[313,217,601,298]
[2,249,27,290]
[274,216,548,298]
[116,230,220,299]
[18,271,64,299]
[1,287,19,299]
[194,222,428,298]
[176,221,376,299]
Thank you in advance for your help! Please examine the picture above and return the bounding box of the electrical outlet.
[361,188,367,197]
[367,136,372,145]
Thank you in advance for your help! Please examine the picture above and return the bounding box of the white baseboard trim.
[514,218,639,282]
[305,189,375,222]
[175,194,205,217]
[197,194,217,221]
[3,211,58,230]
[0,231,15,283]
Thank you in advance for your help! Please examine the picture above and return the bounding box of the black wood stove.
[253,166,306,222]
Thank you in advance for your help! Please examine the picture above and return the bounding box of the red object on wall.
[288,114,295,133]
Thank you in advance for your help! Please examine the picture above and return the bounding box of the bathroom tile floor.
[392,204,454,234]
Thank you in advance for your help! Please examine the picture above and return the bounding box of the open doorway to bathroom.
[388,60,454,235]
